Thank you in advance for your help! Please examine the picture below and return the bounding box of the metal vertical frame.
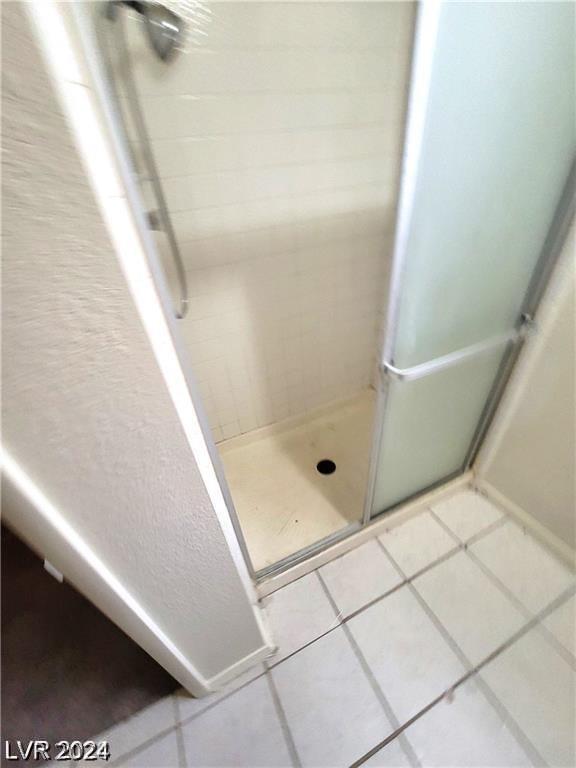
[362,0,442,525]
[464,159,576,469]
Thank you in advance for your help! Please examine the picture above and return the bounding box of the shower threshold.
[217,390,376,573]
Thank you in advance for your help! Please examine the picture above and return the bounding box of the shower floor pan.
[218,390,375,572]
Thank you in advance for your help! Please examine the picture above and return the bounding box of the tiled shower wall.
[120,2,414,441]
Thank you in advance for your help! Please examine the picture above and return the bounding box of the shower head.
[107,1,185,62]
[142,3,183,62]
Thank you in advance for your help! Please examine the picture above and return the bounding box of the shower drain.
[316,459,336,475]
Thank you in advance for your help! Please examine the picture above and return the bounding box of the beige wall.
[2,1,268,689]
[478,225,575,551]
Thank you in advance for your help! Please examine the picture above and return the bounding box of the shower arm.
[106,1,146,22]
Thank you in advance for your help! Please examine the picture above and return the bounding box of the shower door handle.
[382,320,536,383]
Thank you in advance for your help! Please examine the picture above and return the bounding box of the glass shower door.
[369,0,575,516]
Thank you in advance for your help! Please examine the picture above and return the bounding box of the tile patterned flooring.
[95,490,575,767]
[218,391,375,571]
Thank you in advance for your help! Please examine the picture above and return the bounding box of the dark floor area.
[1,525,178,763]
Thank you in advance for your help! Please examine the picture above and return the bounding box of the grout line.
[108,723,179,767]
[343,622,421,768]
[106,510,574,766]
[376,540,475,675]
[348,681,471,768]
[149,44,406,55]
[433,512,508,550]
[181,229,392,261]
[140,87,398,101]
[463,547,543,622]
[469,548,576,670]
[147,150,395,182]
[165,177,392,216]
[265,671,302,768]
[264,551,459,673]
[261,508,464,602]
[471,590,576,768]
[425,506,567,660]
[171,697,187,768]
[265,623,341,671]
[433,508,576,671]
[469,676,548,768]
[264,509,512,669]
[348,568,575,768]
[176,668,269,729]
[376,541,549,767]
[532,607,576,669]
[140,83,400,97]
[148,120,394,143]
[316,571,420,768]
[474,485,576,573]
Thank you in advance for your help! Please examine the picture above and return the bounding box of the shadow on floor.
[1,525,178,765]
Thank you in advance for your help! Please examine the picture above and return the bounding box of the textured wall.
[2,2,265,681]
[111,1,415,441]
[480,225,575,550]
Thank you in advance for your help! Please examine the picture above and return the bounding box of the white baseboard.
[476,479,576,570]
[2,452,212,698]
[206,643,272,690]
[258,471,473,598]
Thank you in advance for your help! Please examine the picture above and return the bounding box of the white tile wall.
[119,2,414,441]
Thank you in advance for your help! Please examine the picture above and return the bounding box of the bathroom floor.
[97,489,575,767]
[218,390,376,571]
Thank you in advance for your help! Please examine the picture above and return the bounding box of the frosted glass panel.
[393,1,575,367]
[372,349,506,513]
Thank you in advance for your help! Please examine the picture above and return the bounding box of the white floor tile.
[272,627,392,767]
[181,676,292,767]
[263,572,336,662]
[120,731,180,767]
[379,512,458,578]
[175,664,265,722]
[430,490,503,542]
[414,551,526,665]
[400,679,532,767]
[481,628,576,767]
[97,696,176,763]
[470,521,575,614]
[543,594,575,656]
[362,738,412,767]
[319,539,403,617]
[348,585,465,723]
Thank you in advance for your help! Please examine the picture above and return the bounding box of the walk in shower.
[74,1,575,578]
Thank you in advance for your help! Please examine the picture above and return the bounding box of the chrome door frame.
[362,0,576,526]
[362,0,442,526]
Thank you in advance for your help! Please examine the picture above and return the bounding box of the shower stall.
[74,1,575,579]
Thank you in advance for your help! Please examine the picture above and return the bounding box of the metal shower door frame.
[361,0,576,526]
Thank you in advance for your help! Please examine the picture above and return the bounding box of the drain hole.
[317,459,336,475]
